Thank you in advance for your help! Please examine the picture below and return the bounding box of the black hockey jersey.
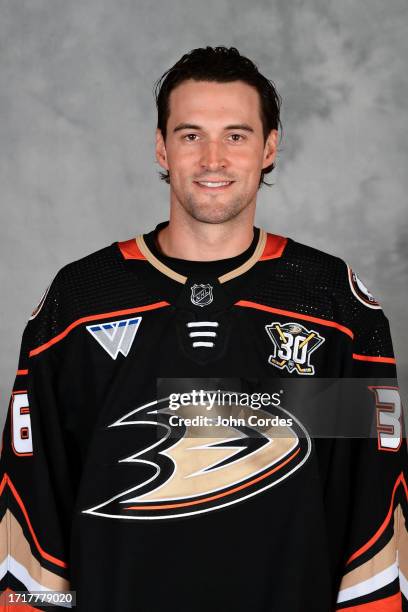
[1,221,407,611]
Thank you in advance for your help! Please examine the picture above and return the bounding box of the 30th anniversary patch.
[265,322,325,376]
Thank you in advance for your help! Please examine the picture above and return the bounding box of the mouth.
[193,180,234,191]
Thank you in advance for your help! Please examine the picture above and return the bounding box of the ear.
[262,129,278,169]
[155,128,169,171]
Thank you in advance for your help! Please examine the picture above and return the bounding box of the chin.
[188,205,247,225]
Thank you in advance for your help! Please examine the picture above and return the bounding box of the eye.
[228,134,245,142]
[183,133,199,142]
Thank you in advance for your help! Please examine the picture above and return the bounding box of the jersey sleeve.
[334,265,408,611]
[0,276,74,608]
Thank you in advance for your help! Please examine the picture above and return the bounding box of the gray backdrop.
[1,0,407,431]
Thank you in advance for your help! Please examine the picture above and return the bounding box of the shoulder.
[55,242,123,288]
[280,236,347,280]
[25,241,155,353]
[260,234,349,306]
[282,236,381,306]
[266,234,389,334]
[29,243,120,316]
[288,241,388,332]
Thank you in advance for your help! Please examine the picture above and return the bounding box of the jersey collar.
[118,225,287,284]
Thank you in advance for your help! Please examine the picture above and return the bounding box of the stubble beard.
[181,189,251,225]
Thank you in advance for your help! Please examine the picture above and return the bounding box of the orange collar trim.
[118,232,287,262]
[118,238,146,260]
[259,233,288,260]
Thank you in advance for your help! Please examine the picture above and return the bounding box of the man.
[1,46,407,611]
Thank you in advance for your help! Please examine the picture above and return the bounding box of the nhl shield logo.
[265,321,325,376]
[190,283,213,307]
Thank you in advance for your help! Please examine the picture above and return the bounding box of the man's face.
[156,79,278,224]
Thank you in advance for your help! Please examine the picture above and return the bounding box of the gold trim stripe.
[339,505,408,591]
[135,235,187,284]
[135,228,267,285]
[219,229,266,283]
[0,509,69,591]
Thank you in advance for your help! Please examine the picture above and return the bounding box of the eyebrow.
[173,123,255,134]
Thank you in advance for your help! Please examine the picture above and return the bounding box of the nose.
[199,140,227,171]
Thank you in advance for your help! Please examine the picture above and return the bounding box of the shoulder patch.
[29,283,51,320]
[347,265,381,310]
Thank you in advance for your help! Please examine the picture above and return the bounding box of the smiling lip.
[194,180,234,191]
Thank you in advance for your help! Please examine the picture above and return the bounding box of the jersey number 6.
[11,391,33,456]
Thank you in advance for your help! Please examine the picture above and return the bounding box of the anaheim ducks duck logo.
[82,398,311,520]
[347,266,381,309]
[265,322,325,376]
[29,283,51,320]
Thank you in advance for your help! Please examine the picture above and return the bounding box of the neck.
[156,207,256,261]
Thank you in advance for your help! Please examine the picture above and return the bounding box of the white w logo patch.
[86,317,142,359]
